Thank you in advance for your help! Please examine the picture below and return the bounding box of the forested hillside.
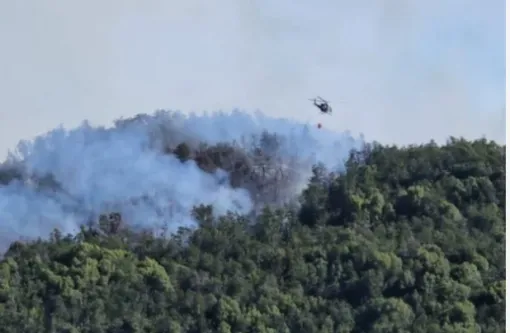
[0,137,505,333]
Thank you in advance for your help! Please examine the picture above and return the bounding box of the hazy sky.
[0,1,505,157]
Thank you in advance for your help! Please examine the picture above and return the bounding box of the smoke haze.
[0,111,363,247]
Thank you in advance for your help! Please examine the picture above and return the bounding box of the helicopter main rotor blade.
[317,96,330,103]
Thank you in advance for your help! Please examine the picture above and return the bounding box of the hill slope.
[0,132,505,332]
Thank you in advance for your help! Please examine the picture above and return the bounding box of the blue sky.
[0,1,505,157]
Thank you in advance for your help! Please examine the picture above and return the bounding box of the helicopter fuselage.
[314,102,332,114]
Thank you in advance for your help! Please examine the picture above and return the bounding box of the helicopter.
[309,96,332,115]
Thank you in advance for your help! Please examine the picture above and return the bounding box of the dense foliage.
[0,138,505,333]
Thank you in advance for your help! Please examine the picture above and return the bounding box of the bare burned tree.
[168,131,304,210]
[256,132,305,204]
[115,112,308,209]
[113,112,315,213]
[0,166,23,185]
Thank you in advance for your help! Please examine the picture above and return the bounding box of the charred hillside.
[0,130,505,332]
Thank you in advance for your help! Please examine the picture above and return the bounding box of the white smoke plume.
[0,111,363,247]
